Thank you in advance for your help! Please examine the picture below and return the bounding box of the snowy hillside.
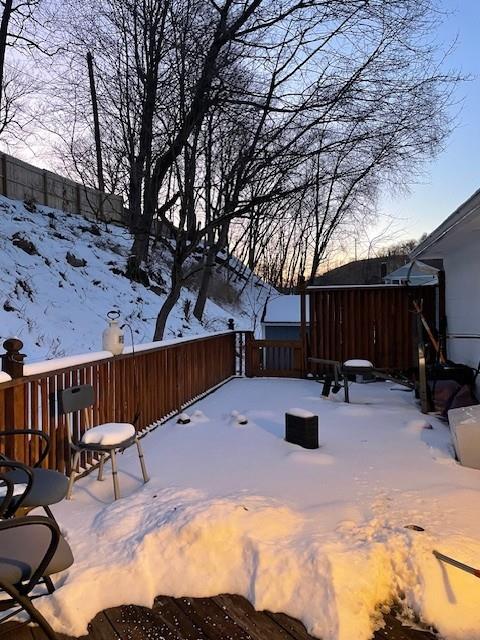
[0,196,271,362]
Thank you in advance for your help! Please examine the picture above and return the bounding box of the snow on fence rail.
[0,332,237,474]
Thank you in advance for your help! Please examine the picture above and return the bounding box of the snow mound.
[344,359,374,368]
[288,407,316,418]
[81,422,135,446]
[191,410,209,423]
[38,487,303,636]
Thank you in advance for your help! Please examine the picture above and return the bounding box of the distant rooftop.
[384,260,440,284]
[263,294,309,324]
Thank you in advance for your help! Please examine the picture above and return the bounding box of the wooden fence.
[0,332,236,474]
[307,285,438,370]
[245,335,304,378]
[0,151,124,224]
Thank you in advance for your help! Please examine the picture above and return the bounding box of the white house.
[411,188,480,394]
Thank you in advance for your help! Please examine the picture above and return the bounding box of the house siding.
[442,234,480,396]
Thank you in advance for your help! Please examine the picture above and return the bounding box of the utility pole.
[87,51,105,202]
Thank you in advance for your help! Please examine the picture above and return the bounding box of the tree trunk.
[193,243,217,322]
[86,51,104,197]
[154,282,182,341]
[126,231,151,285]
[153,259,183,340]
[0,0,13,119]
[193,222,229,321]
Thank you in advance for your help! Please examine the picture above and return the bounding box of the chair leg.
[0,583,58,640]
[343,374,350,403]
[43,576,55,595]
[66,451,80,500]
[43,505,59,526]
[110,450,120,500]
[135,437,149,483]
[321,377,332,397]
[97,454,105,481]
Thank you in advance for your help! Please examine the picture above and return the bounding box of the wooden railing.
[0,332,237,474]
[245,335,304,378]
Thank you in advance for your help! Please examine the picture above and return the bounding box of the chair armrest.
[0,460,34,517]
[0,515,60,592]
[0,429,50,468]
[0,473,15,518]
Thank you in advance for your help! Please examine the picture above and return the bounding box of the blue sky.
[377,0,480,244]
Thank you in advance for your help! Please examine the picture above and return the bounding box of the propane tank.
[102,310,125,355]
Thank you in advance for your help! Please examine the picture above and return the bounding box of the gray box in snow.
[448,405,480,470]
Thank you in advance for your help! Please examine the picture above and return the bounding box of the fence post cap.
[2,337,26,378]
[3,337,24,352]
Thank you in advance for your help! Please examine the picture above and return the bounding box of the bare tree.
[44,0,457,338]
[0,0,58,139]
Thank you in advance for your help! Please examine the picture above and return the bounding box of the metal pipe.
[433,550,480,578]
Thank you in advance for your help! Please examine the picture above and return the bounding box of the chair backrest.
[59,385,95,414]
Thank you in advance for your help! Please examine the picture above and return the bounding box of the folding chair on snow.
[59,384,149,501]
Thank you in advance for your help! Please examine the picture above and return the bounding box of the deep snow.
[0,196,270,361]
[36,379,480,640]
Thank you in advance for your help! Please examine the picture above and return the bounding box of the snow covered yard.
[0,196,269,360]
[38,378,480,640]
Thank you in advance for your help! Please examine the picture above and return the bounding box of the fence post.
[1,338,25,379]
[1,339,27,460]
[298,276,307,377]
[1,153,7,197]
[244,332,255,378]
[42,170,49,207]
[76,184,82,215]
[175,347,182,413]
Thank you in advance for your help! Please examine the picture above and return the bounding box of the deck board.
[0,594,438,640]
[212,595,295,640]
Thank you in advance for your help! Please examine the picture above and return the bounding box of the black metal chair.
[0,479,74,640]
[0,461,33,519]
[59,384,149,500]
[0,430,68,521]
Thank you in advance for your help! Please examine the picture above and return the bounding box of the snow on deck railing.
[16,330,235,377]
[23,351,113,377]
[0,331,240,475]
[122,330,235,355]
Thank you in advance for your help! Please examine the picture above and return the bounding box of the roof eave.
[411,187,480,259]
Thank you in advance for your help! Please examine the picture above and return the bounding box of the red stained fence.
[308,285,438,370]
[0,332,237,474]
[245,336,304,378]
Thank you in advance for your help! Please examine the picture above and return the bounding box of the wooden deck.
[1,594,437,640]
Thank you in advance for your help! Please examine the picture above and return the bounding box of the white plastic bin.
[448,405,480,470]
